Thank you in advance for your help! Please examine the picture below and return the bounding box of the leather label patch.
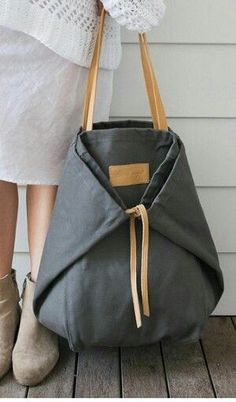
[109,163,150,187]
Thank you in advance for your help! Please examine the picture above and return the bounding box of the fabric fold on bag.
[148,146,223,294]
[33,141,129,317]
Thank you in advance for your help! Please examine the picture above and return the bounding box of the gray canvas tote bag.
[33,8,224,350]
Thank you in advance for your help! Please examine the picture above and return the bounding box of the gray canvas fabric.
[33,121,224,350]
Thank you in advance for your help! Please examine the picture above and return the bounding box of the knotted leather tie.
[125,204,150,328]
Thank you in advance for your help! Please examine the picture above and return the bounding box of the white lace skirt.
[0,26,114,185]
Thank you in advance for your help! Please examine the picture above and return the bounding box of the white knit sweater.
[0,0,166,70]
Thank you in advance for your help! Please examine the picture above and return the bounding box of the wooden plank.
[0,371,27,398]
[232,317,236,330]
[111,44,236,118]
[121,345,168,398]
[75,347,120,398]
[122,0,236,44]
[27,338,76,398]
[162,340,214,397]
[201,317,236,398]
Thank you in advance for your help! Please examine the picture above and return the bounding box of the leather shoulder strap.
[82,7,168,131]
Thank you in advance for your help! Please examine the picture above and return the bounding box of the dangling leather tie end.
[126,204,150,328]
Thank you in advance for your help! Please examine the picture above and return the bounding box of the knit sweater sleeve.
[100,0,166,32]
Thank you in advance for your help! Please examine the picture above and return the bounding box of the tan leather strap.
[138,33,168,131]
[82,7,106,132]
[126,204,150,328]
[82,7,168,131]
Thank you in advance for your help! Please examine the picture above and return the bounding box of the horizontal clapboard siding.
[111,44,236,118]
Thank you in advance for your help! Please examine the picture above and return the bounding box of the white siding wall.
[14,0,236,314]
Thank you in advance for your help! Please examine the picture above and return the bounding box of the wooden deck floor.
[0,317,235,398]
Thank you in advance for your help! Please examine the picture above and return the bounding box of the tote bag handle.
[82,7,168,131]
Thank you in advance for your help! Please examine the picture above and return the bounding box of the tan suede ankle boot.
[0,269,21,379]
[12,274,59,386]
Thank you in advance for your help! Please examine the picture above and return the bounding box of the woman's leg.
[26,185,58,282]
[12,184,59,386]
[0,180,18,278]
[0,180,20,379]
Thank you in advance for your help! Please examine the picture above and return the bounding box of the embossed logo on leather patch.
[109,163,150,187]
